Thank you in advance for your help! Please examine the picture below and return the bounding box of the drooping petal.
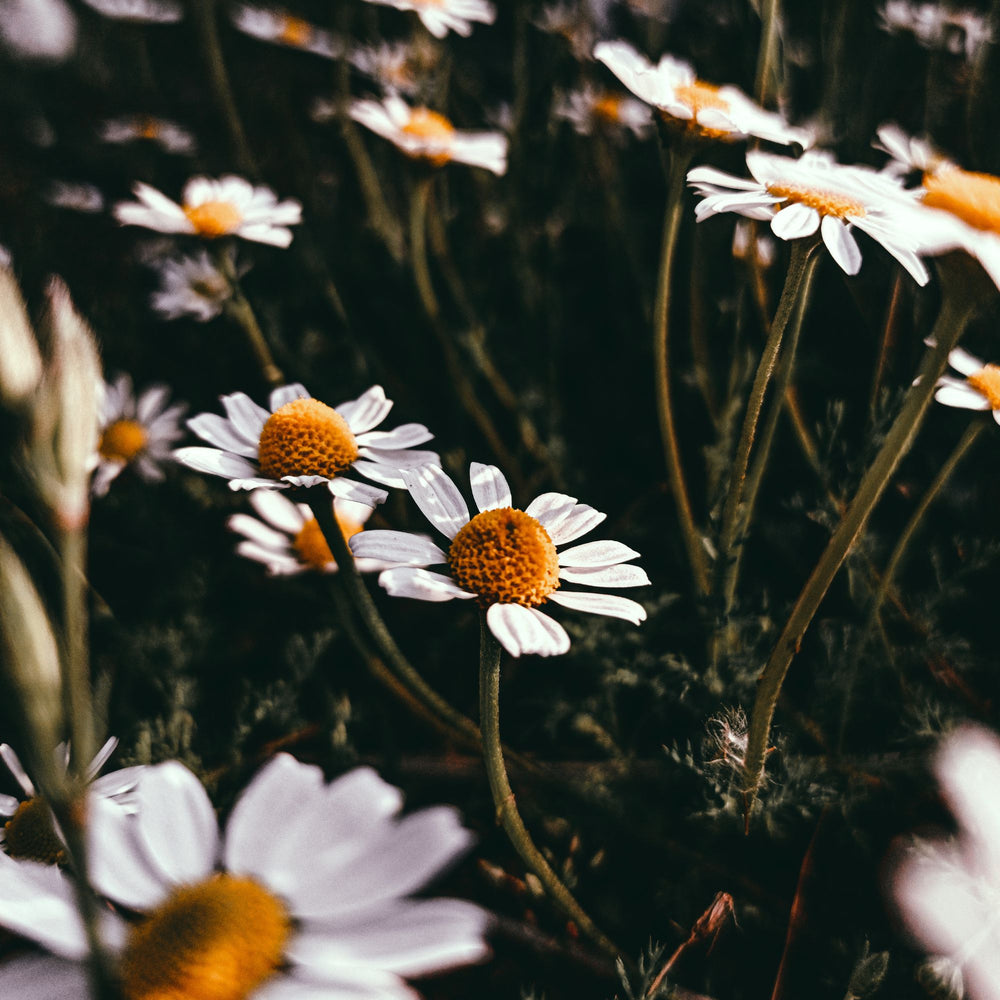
[377,567,475,602]
[821,215,862,275]
[172,446,259,480]
[327,478,389,507]
[770,201,820,240]
[486,603,570,657]
[548,590,647,624]
[558,564,651,588]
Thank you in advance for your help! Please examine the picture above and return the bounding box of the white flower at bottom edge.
[891,725,1000,1000]
[173,382,439,507]
[934,346,1000,424]
[0,755,489,1000]
[92,374,187,497]
[351,462,650,658]
[360,0,496,39]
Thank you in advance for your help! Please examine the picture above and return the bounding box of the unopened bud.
[0,267,43,407]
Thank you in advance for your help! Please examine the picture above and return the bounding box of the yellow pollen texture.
[278,16,311,47]
[766,182,867,220]
[448,507,560,607]
[923,166,1000,234]
[3,798,66,866]
[120,875,290,1000]
[967,364,1000,409]
[402,108,455,166]
[184,201,244,238]
[257,398,359,481]
[99,419,148,463]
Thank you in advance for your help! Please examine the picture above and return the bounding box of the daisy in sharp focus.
[933,346,1000,424]
[230,4,344,59]
[0,755,488,1000]
[361,0,496,39]
[114,175,302,248]
[93,374,187,497]
[593,39,812,147]
[149,249,234,322]
[174,382,439,506]
[350,94,508,175]
[351,463,649,658]
[553,83,653,139]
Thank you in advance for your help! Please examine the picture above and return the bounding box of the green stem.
[741,282,980,817]
[754,0,782,108]
[478,615,620,960]
[218,253,284,389]
[653,143,709,597]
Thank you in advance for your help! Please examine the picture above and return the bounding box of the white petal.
[227,513,289,550]
[402,465,469,539]
[524,492,577,524]
[821,215,862,275]
[486,603,570,657]
[377,567,475,602]
[135,386,170,423]
[173,446,259,479]
[470,462,512,512]
[327,477,389,507]
[186,413,260,456]
[236,543,304,574]
[338,385,393,434]
[356,447,440,469]
[1,744,34,796]
[221,392,269,439]
[934,385,991,410]
[770,201,820,240]
[548,590,647,624]
[0,793,19,815]
[350,530,446,566]
[948,347,986,376]
[0,955,90,1000]
[257,970,415,1000]
[279,474,330,489]
[354,423,433,450]
[558,564,651,588]
[546,504,606,545]
[250,489,306,533]
[270,383,310,409]
[557,539,642,567]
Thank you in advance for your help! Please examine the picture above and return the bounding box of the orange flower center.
[967,364,1000,409]
[766,183,867,220]
[592,95,624,122]
[257,398,359,481]
[448,507,560,607]
[674,80,730,116]
[120,875,290,1000]
[99,419,148,463]
[923,165,1000,234]
[292,515,363,570]
[3,797,65,866]
[278,15,311,47]
[402,108,455,166]
[184,201,244,238]
[139,117,161,141]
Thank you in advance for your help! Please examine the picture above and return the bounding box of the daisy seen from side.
[361,0,496,39]
[934,346,1000,424]
[351,462,650,658]
[97,115,195,155]
[230,4,344,59]
[0,754,489,1000]
[553,83,653,139]
[149,249,234,322]
[114,175,302,248]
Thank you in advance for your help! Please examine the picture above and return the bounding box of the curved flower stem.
[478,615,621,960]
[753,0,782,108]
[741,280,981,820]
[653,143,709,597]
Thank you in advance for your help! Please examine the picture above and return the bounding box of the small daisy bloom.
[352,463,649,658]
[891,725,1000,1000]
[361,0,496,39]
[934,346,1000,424]
[553,84,652,139]
[879,1,992,59]
[114,175,302,248]
[93,374,187,497]
[97,115,196,155]
[230,4,344,59]
[532,4,595,60]
[228,491,393,575]
[347,38,441,98]
[44,180,103,214]
[174,382,438,506]
[350,94,507,175]
[593,39,812,147]
[78,0,182,20]
[150,249,233,322]
[0,755,488,1000]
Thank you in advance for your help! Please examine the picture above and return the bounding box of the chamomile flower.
[553,83,653,139]
[97,115,196,155]
[352,463,649,658]
[93,374,187,497]
[0,755,488,1000]
[230,4,344,59]
[687,149,958,284]
[347,38,441,98]
[361,0,496,39]
[879,1,992,60]
[934,347,1000,424]
[349,94,508,174]
[227,491,391,575]
[78,0,183,21]
[532,3,596,60]
[593,39,812,147]
[114,175,302,248]
[149,249,233,322]
[174,382,438,506]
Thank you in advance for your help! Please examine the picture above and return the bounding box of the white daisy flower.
[149,249,233,322]
[44,181,103,214]
[78,0,182,20]
[361,0,496,39]
[532,4,596,60]
[230,4,344,59]
[93,374,187,497]
[0,755,488,1000]
[352,462,649,658]
[879,1,992,60]
[173,382,439,506]
[114,175,302,248]
[97,115,196,155]
[891,725,1000,1000]
[346,38,442,98]
[553,83,653,139]
[686,149,967,284]
[934,347,1000,424]
[349,94,507,175]
[228,491,394,575]
[593,39,812,147]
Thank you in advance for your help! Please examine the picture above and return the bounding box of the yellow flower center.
[3,797,65,865]
[592,95,624,123]
[923,165,1000,234]
[184,201,244,238]
[967,364,1000,409]
[257,398,359,482]
[139,117,161,140]
[99,419,148,463]
[278,15,311,47]
[448,507,560,607]
[766,183,867,220]
[120,875,290,1000]
[402,108,455,166]
[292,514,362,570]
[659,80,734,140]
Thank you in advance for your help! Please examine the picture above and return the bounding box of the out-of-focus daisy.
[149,249,234,322]
[687,149,963,284]
[350,95,507,174]
[0,0,76,61]
[228,491,395,575]
[732,219,776,268]
[347,38,442,97]
[891,725,1000,1000]
[532,3,595,60]
[174,382,438,505]
[78,0,182,20]
[114,175,302,248]
[594,40,812,147]
[361,0,496,39]
[230,4,344,59]
[93,374,187,497]
[97,115,196,155]
[0,755,488,999]
[43,181,103,214]
[934,347,1000,424]
[352,463,649,657]
[879,1,992,60]
[553,83,653,139]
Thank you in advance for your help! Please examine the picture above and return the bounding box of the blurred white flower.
[532,3,595,60]
[150,249,233,322]
[44,181,103,214]
[347,38,442,97]
[0,0,77,61]
[553,84,653,139]
[78,0,182,21]
[879,1,992,60]
[230,4,344,59]
[97,115,196,155]
[361,0,496,39]
[934,347,1000,424]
